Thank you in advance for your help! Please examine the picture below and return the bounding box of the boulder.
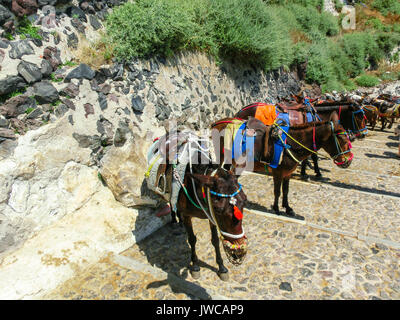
[0,75,25,96]
[17,60,42,83]
[8,40,34,59]
[0,95,36,118]
[100,134,158,208]
[65,5,87,22]
[0,4,12,25]
[11,0,38,17]
[43,46,61,70]
[64,63,95,82]
[33,81,59,104]
[40,58,53,77]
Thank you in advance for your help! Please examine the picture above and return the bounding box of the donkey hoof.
[218,272,229,281]
[271,206,280,215]
[190,270,201,279]
[300,174,309,181]
[315,174,323,181]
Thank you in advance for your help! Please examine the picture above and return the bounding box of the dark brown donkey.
[179,165,248,280]
[235,101,365,180]
[147,134,248,280]
[211,118,353,218]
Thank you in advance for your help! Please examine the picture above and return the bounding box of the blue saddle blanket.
[231,110,318,168]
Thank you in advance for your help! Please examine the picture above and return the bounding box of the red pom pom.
[233,206,243,220]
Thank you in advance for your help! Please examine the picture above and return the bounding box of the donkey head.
[190,168,248,264]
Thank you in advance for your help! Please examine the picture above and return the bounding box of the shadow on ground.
[134,208,219,300]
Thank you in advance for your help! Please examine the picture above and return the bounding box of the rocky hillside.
[0,0,399,299]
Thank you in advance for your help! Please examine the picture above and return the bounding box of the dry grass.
[290,29,311,44]
[72,34,114,69]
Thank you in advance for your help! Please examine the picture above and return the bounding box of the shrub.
[372,0,400,16]
[355,74,381,87]
[16,16,42,40]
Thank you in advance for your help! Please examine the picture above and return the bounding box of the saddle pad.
[231,122,255,161]
[224,119,245,152]
[254,103,277,125]
[267,112,290,169]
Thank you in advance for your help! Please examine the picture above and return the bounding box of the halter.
[350,108,368,137]
[330,122,354,165]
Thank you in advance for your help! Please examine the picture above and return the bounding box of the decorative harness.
[171,134,246,242]
[337,106,368,137]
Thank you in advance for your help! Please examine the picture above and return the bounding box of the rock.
[8,40,34,59]
[131,96,144,113]
[72,132,100,149]
[0,116,8,127]
[40,59,53,77]
[54,103,68,118]
[11,0,38,17]
[0,95,36,118]
[26,106,42,119]
[17,60,42,84]
[99,83,111,95]
[62,98,75,111]
[0,39,9,49]
[71,17,85,34]
[64,64,95,82]
[279,282,292,292]
[110,63,124,81]
[0,127,15,139]
[37,0,57,7]
[67,32,78,49]
[100,133,158,207]
[33,81,59,104]
[43,46,61,70]
[83,103,94,118]
[88,14,101,30]
[0,75,25,96]
[65,5,87,22]
[60,82,79,98]
[98,92,107,111]
[0,4,12,25]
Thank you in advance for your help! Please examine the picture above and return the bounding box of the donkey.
[362,105,379,131]
[235,101,364,180]
[146,132,248,280]
[211,118,353,218]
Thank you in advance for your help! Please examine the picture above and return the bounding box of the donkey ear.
[188,173,216,188]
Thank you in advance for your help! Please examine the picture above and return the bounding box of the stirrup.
[156,174,167,195]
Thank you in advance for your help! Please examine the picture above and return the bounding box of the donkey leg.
[312,153,322,179]
[183,216,200,279]
[210,223,229,281]
[282,177,295,216]
[272,175,282,214]
[300,160,309,181]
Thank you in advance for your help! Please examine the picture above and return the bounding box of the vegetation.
[104,0,400,92]
[16,16,42,40]
[355,74,381,87]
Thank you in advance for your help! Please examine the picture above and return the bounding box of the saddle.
[276,101,308,126]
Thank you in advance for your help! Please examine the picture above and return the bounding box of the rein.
[272,121,353,165]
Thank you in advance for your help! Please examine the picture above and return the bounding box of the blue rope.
[209,183,243,198]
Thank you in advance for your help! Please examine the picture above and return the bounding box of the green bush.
[372,0,400,16]
[104,0,400,93]
[355,74,381,87]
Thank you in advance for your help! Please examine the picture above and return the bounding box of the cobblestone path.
[44,128,400,300]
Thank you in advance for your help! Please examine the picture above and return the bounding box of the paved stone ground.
[44,127,400,300]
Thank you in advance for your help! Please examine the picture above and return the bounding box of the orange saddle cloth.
[254,104,277,126]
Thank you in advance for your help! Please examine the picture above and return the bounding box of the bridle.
[329,122,354,166]
[338,105,368,137]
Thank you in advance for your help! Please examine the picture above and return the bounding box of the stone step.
[239,172,400,244]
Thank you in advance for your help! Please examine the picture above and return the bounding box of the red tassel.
[233,206,243,220]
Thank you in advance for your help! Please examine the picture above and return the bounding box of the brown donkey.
[146,134,248,280]
[211,118,353,218]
